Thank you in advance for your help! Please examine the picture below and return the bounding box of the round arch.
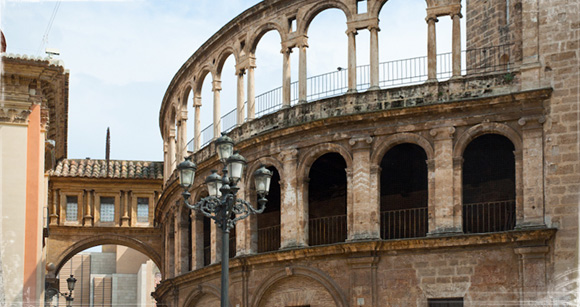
[194,65,214,94]
[454,122,522,159]
[53,235,162,277]
[215,46,239,78]
[298,1,352,35]
[244,156,284,188]
[182,283,222,307]
[298,142,353,181]
[369,0,392,17]
[180,83,194,109]
[371,133,434,166]
[248,22,285,54]
[251,266,348,307]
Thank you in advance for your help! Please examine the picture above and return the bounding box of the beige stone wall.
[0,124,28,305]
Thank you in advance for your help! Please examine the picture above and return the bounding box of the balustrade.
[463,200,516,234]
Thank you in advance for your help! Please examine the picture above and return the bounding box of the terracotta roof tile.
[51,159,163,179]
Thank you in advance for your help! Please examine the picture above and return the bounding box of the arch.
[180,83,194,109]
[215,46,238,77]
[298,142,353,181]
[248,22,285,54]
[54,235,162,277]
[250,266,348,307]
[182,283,222,307]
[371,133,434,166]
[299,1,352,35]
[194,66,213,94]
[244,156,284,188]
[454,122,522,158]
[369,0,392,17]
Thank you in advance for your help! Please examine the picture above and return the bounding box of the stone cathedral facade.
[152,0,579,306]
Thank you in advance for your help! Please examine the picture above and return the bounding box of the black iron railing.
[187,44,515,152]
[463,200,515,234]
[308,214,347,246]
[380,207,428,240]
[258,225,281,253]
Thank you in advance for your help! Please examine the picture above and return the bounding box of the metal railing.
[380,207,428,240]
[463,200,515,234]
[187,44,514,152]
[258,225,281,253]
[308,214,347,246]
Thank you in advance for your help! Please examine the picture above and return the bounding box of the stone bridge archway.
[47,226,163,277]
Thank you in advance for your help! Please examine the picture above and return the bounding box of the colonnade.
[161,0,465,179]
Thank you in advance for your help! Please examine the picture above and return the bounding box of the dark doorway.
[257,167,281,253]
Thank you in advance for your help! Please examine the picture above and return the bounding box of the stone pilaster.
[121,190,130,227]
[191,211,205,270]
[348,254,379,307]
[50,188,59,225]
[451,13,462,78]
[173,208,182,276]
[279,148,306,248]
[83,189,94,226]
[429,127,461,235]
[516,116,546,229]
[348,136,379,240]
[520,0,542,89]
[236,179,254,255]
[514,245,549,304]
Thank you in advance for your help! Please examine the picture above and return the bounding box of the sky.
[2,0,462,162]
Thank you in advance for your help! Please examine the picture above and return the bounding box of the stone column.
[451,13,462,78]
[236,69,245,125]
[348,136,379,240]
[298,43,308,103]
[191,211,204,269]
[282,47,292,108]
[247,56,256,120]
[180,111,188,157]
[175,121,183,163]
[173,210,182,276]
[168,130,176,172]
[194,95,201,151]
[347,29,358,93]
[426,16,438,82]
[279,149,306,248]
[516,116,546,228]
[369,26,380,90]
[84,190,94,226]
[163,141,169,181]
[50,189,59,225]
[514,245,549,303]
[429,127,461,235]
[212,79,222,138]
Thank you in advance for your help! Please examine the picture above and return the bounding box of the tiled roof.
[51,159,163,180]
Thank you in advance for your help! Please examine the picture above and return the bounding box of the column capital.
[430,126,455,140]
[453,157,463,167]
[179,110,188,121]
[367,25,381,32]
[345,28,358,36]
[426,159,435,171]
[280,46,293,55]
[212,80,222,92]
[518,116,546,129]
[514,245,549,259]
[193,95,202,107]
[349,136,373,150]
[425,16,439,23]
[279,148,299,162]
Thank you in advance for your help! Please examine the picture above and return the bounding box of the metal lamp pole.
[178,133,272,307]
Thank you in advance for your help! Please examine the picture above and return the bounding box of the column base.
[121,216,130,227]
[49,214,59,226]
[83,216,94,226]
[367,85,381,91]
[346,88,358,94]
[298,99,308,104]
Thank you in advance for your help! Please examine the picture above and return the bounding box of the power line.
[36,0,61,56]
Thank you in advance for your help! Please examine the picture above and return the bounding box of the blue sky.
[2,0,462,162]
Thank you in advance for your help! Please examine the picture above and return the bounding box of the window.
[137,198,149,223]
[100,197,115,222]
[428,298,463,307]
[66,196,78,221]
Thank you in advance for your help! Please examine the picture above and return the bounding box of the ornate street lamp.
[45,274,76,307]
[178,133,272,307]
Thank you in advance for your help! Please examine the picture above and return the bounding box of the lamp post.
[177,133,272,307]
[45,274,76,307]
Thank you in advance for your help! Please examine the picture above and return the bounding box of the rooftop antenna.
[106,127,110,177]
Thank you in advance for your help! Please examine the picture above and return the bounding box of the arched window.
[380,143,428,239]
[308,153,347,246]
[257,167,281,253]
[462,134,516,233]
